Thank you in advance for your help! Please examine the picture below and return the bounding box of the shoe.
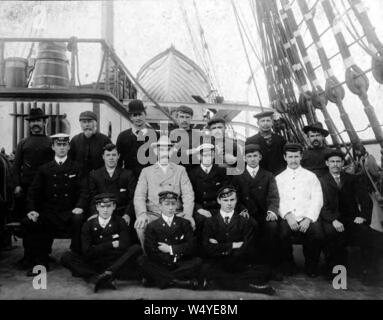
[15,257,34,270]
[142,277,155,288]
[282,261,298,276]
[305,267,319,278]
[94,271,115,293]
[249,283,276,296]
[26,263,49,277]
[169,279,199,290]
[271,269,284,281]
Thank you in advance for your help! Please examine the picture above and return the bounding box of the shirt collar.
[201,164,213,174]
[285,166,302,174]
[98,216,111,228]
[246,165,259,176]
[162,214,174,226]
[220,210,234,220]
[55,156,67,165]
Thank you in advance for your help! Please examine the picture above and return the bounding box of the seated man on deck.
[61,193,142,293]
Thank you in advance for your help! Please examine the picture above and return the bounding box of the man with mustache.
[69,111,111,179]
[302,122,331,178]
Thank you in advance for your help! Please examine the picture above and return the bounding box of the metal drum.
[30,42,69,88]
[4,57,28,88]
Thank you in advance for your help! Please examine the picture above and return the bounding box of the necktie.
[334,175,341,187]
[252,170,256,178]
[205,167,209,174]
[224,216,230,225]
[59,161,63,166]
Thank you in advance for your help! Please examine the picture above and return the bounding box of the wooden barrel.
[30,42,69,88]
[4,57,28,88]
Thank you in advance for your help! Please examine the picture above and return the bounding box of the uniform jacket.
[13,134,54,187]
[26,159,88,223]
[189,164,231,212]
[302,147,331,178]
[233,167,279,220]
[319,172,372,225]
[134,162,194,218]
[81,215,131,263]
[245,132,286,175]
[116,127,159,179]
[89,166,136,217]
[69,132,111,177]
[202,208,256,261]
[144,215,195,267]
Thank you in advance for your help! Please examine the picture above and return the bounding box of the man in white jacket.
[276,143,324,278]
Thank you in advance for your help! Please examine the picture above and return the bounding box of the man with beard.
[13,108,54,221]
[116,100,158,179]
[69,111,111,179]
[302,122,331,178]
[169,105,202,172]
[245,111,286,176]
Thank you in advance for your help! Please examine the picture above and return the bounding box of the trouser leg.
[262,220,280,266]
[279,220,294,263]
[106,244,143,279]
[61,251,98,279]
[302,221,323,270]
[70,214,84,254]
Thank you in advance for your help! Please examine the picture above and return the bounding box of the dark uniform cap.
[245,144,262,155]
[79,110,98,121]
[25,108,49,121]
[127,99,146,114]
[217,185,237,199]
[51,133,70,143]
[324,149,345,161]
[176,105,194,116]
[303,122,329,137]
[283,143,303,153]
[254,111,274,119]
[158,191,179,202]
[207,117,226,127]
[94,193,117,204]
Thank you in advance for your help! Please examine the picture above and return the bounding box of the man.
[134,135,195,247]
[276,143,323,277]
[61,193,142,292]
[13,108,54,221]
[23,134,88,275]
[89,143,137,240]
[138,191,202,289]
[116,100,158,179]
[69,110,111,179]
[319,150,383,284]
[246,111,286,175]
[301,122,331,178]
[207,117,241,170]
[188,143,231,243]
[201,186,275,295]
[169,105,202,172]
[232,144,280,271]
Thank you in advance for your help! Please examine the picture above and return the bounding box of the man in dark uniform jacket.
[61,193,142,292]
[116,100,158,179]
[319,150,383,284]
[69,111,111,179]
[138,191,202,290]
[189,143,231,243]
[302,122,331,178]
[201,186,275,295]
[245,111,286,176]
[232,144,280,270]
[23,134,88,275]
[89,143,137,242]
[13,108,54,221]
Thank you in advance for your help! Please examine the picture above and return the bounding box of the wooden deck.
[0,239,382,300]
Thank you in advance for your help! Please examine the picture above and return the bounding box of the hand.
[198,209,212,218]
[354,217,366,224]
[87,214,97,221]
[112,240,119,248]
[158,242,172,254]
[232,242,243,249]
[134,213,148,229]
[266,211,278,221]
[14,186,23,195]
[209,238,218,244]
[224,154,237,165]
[286,213,299,231]
[299,218,311,233]
[27,211,39,222]
[332,219,345,232]
[122,214,131,225]
[239,209,249,219]
[186,216,196,230]
[72,208,83,215]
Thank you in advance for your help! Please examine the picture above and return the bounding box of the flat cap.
[217,185,237,199]
[177,105,194,116]
[158,191,179,202]
[283,143,303,153]
[207,117,226,127]
[127,99,145,114]
[254,111,274,119]
[79,110,97,121]
[303,122,329,137]
[245,144,262,155]
[50,133,70,142]
[94,193,117,204]
[324,149,345,161]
